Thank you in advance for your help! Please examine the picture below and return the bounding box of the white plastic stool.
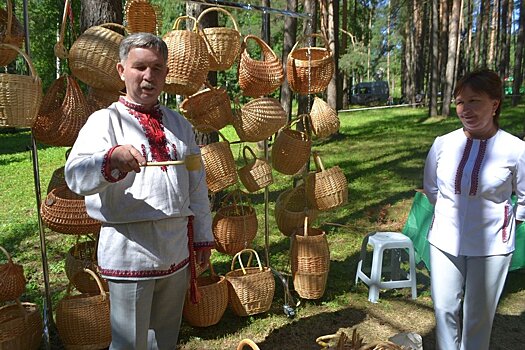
[355,231,417,303]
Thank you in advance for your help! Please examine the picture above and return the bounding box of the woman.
[423,69,525,350]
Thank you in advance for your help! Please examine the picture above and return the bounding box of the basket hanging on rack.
[182,261,228,327]
[238,145,273,193]
[86,87,121,114]
[0,0,24,66]
[306,152,348,211]
[0,44,42,128]
[238,34,284,97]
[56,268,111,350]
[309,97,340,139]
[197,6,241,71]
[274,184,318,237]
[271,115,312,175]
[291,216,330,299]
[225,248,275,316]
[232,97,287,142]
[0,246,26,303]
[0,301,43,350]
[65,238,109,295]
[287,33,335,95]
[163,15,210,96]
[68,23,126,92]
[124,0,161,35]
[32,75,90,147]
[199,126,238,193]
[212,190,258,255]
[46,150,71,194]
[40,185,102,235]
[180,82,233,132]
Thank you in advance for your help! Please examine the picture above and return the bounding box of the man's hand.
[195,248,212,269]
[111,145,147,173]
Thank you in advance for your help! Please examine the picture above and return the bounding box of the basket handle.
[312,151,325,172]
[197,6,240,32]
[68,268,107,300]
[242,145,258,165]
[219,188,252,209]
[236,339,261,350]
[303,215,309,237]
[242,34,277,60]
[0,245,13,264]
[173,15,198,31]
[98,22,128,35]
[5,0,14,38]
[54,0,70,59]
[289,32,332,54]
[0,43,38,79]
[230,248,263,274]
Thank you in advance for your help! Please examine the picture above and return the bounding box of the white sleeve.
[514,144,525,221]
[423,138,439,205]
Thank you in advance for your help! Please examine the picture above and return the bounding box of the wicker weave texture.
[238,35,283,97]
[182,273,228,327]
[274,186,318,236]
[271,117,311,175]
[65,240,109,295]
[33,75,90,147]
[0,246,26,303]
[238,146,273,193]
[213,203,258,256]
[86,87,121,114]
[69,23,125,92]
[306,164,348,212]
[0,302,42,350]
[125,0,160,34]
[233,97,287,142]
[0,1,24,67]
[201,133,237,193]
[180,84,233,131]
[309,97,340,139]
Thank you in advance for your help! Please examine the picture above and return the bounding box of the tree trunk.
[429,0,440,117]
[480,0,491,66]
[464,0,473,74]
[473,0,482,66]
[488,0,499,67]
[80,0,122,31]
[326,0,339,110]
[298,0,317,116]
[341,0,349,108]
[499,0,510,77]
[512,0,525,107]
[442,0,461,117]
[280,0,298,120]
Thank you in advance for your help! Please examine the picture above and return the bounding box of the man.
[65,32,214,349]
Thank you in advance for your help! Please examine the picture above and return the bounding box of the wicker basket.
[309,97,340,139]
[125,0,161,35]
[86,87,121,114]
[0,0,24,67]
[238,35,284,97]
[0,43,42,128]
[0,301,42,350]
[287,33,335,95]
[232,97,287,142]
[274,184,318,237]
[163,15,210,96]
[271,115,312,175]
[237,339,261,350]
[225,249,275,316]
[180,82,233,132]
[0,246,26,303]
[213,190,258,255]
[306,152,348,211]
[182,262,228,327]
[41,185,101,235]
[65,239,109,295]
[32,75,90,147]
[197,7,241,71]
[291,217,330,299]
[238,145,273,193]
[56,268,111,350]
[200,127,238,193]
[68,23,126,92]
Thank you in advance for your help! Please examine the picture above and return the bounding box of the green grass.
[1,101,524,349]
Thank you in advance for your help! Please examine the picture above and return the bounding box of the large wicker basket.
[213,190,258,255]
[291,217,330,299]
[163,16,210,96]
[238,35,284,97]
[197,6,241,71]
[306,152,348,211]
[200,128,238,193]
[56,268,111,350]
[225,249,275,316]
[125,0,161,35]
[309,96,340,139]
[238,145,273,193]
[0,246,26,303]
[182,262,228,327]
[0,301,42,350]
[271,115,312,175]
[0,43,42,128]
[287,33,335,95]
[0,0,24,67]
[68,23,126,92]
[232,97,287,142]
[65,239,109,295]
[274,184,318,237]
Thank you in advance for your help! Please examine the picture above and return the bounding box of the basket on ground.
[287,33,334,95]
[182,262,228,327]
[0,0,24,66]
[213,190,258,255]
[0,246,26,303]
[0,44,42,128]
[274,184,318,236]
[271,115,311,175]
[238,145,273,193]
[232,97,287,142]
[238,35,284,97]
[309,97,340,139]
[197,6,241,71]
[65,239,109,294]
[225,249,275,316]
[200,127,238,193]
[0,301,42,350]
[306,152,348,211]
[56,268,111,350]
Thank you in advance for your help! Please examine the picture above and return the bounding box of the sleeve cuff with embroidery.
[102,145,127,182]
[194,241,215,250]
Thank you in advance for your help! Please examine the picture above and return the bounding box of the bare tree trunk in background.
[480,0,490,66]
[80,0,122,31]
[439,0,449,94]
[442,0,461,117]
[429,0,440,117]
[465,0,473,74]
[342,0,348,108]
[512,0,525,107]
[326,0,340,110]
[403,0,416,105]
[473,0,482,66]
[499,0,511,78]
[298,0,317,115]
[414,1,426,95]
[488,0,499,67]
[280,0,298,120]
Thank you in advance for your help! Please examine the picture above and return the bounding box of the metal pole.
[22,0,53,348]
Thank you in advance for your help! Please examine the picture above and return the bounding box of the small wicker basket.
[0,301,43,350]
[125,0,161,35]
[197,6,241,71]
[200,127,238,193]
[238,145,273,193]
[238,34,284,97]
[225,249,275,316]
[274,184,318,237]
[271,115,312,175]
[309,97,340,139]
[306,152,348,211]
[232,97,287,142]
[0,246,26,303]
[65,238,109,294]
[0,0,24,67]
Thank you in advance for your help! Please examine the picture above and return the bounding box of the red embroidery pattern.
[102,145,127,182]
[502,204,509,243]
[98,257,190,278]
[455,138,473,194]
[469,140,487,196]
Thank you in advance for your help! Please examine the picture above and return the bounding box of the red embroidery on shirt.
[98,257,190,278]
[469,140,487,196]
[455,138,473,194]
[502,204,509,243]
